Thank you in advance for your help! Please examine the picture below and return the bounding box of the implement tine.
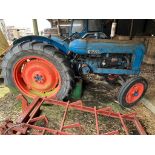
[59,101,70,131]
[118,113,129,135]
[94,106,99,135]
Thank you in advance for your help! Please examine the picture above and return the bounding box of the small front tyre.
[118,77,148,108]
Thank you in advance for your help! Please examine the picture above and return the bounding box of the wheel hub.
[133,91,139,96]
[34,74,45,83]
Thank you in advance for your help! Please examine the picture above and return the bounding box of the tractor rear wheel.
[1,41,74,100]
[118,77,148,108]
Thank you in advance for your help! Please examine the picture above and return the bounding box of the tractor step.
[0,94,146,135]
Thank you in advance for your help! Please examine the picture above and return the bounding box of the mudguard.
[13,35,69,54]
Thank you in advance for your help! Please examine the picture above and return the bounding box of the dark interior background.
[102,19,155,36]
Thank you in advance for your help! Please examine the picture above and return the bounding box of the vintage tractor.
[1,19,148,108]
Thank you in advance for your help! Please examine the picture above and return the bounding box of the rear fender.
[13,35,69,54]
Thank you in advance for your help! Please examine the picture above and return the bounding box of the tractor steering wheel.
[82,32,108,39]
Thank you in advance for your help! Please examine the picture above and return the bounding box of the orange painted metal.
[13,56,61,99]
[94,107,99,135]
[59,102,70,131]
[0,94,146,135]
[125,83,145,104]
[118,113,129,135]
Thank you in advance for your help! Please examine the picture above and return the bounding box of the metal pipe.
[110,19,117,39]
[57,19,61,36]
[129,19,134,40]
[32,19,39,35]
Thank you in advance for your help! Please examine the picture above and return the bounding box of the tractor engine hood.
[69,39,145,55]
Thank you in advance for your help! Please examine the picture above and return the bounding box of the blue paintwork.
[13,35,54,46]
[81,66,91,75]
[69,39,145,75]
[69,39,145,55]
[81,57,141,75]
[13,35,145,76]
[50,36,69,54]
[13,35,69,54]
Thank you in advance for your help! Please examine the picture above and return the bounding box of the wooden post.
[32,19,39,35]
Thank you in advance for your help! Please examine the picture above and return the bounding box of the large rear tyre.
[118,77,148,108]
[1,41,74,100]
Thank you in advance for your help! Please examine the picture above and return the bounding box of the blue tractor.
[1,19,148,108]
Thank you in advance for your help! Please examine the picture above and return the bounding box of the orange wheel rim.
[13,56,61,99]
[125,83,144,104]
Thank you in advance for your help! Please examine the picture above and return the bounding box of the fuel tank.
[69,38,145,55]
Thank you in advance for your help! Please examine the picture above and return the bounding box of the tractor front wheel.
[118,77,148,108]
[2,41,74,100]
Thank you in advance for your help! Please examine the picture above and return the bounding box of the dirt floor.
[0,63,155,135]
[140,63,155,103]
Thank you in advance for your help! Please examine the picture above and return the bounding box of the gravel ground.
[0,63,155,135]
